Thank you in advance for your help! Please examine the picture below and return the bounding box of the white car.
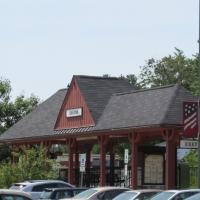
[184,193,200,200]
[0,189,33,200]
[113,189,161,200]
[62,187,129,200]
[9,180,74,200]
[150,189,200,200]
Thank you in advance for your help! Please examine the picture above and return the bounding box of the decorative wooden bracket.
[162,129,175,141]
[66,138,77,149]
[128,132,141,144]
[98,135,109,146]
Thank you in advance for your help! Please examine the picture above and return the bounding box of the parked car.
[184,193,200,200]
[9,180,74,200]
[150,189,200,200]
[113,189,161,200]
[62,187,129,200]
[0,189,33,200]
[40,188,87,200]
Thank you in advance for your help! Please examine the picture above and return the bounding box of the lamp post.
[198,0,200,189]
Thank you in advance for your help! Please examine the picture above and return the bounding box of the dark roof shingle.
[75,75,134,123]
[94,84,197,131]
[0,89,67,140]
[0,75,197,142]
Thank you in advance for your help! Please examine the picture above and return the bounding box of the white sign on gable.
[66,108,82,118]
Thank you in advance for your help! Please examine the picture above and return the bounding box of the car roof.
[44,188,87,191]
[165,189,200,193]
[13,180,68,186]
[91,187,129,191]
[124,189,162,193]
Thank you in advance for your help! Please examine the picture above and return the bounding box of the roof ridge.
[114,84,178,96]
[57,88,67,92]
[73,75,123,80]
[160,84,180,124]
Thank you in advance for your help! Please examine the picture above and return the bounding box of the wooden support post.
[162,129,177,189]
[110,150,115,186]
[86,148,91,187]
[129,132,139,189]
[98,135,108,186]
[66,138,76,185]
[131,140,138,189]
[75,148,79,187]
[68,143,73,184]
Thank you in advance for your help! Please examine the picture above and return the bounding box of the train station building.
[0,75,197,189]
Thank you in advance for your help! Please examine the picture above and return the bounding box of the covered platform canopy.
[0,75,197,189]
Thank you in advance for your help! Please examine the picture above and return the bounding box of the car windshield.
[40,191,53,199]
[113,192,138,200]
[185,193,200,200]
[150,192,175,200]
[73,189,98,199]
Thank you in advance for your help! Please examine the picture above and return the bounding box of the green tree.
[182,150,198,187]
[0,94,39,133]
[120,74,142,89]
[182,150,197,168]
[0,78,39,162]
[139,48,198,95]
[0,145,59,188]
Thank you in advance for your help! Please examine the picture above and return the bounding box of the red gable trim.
[54,78,95,130]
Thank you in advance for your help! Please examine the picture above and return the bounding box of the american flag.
[183,102,198,138]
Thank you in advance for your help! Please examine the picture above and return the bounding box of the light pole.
[198,0,200,189]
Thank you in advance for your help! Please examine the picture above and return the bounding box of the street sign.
[80,154,86,166]
[124,164,128,176]
[124,149,129,164]
[80,166,85,172]
[80,154,86,172]
[180,140,198,149]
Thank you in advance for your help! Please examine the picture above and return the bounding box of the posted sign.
[124,149,129,164]
[80,154,86,172]
[180,140,198,149]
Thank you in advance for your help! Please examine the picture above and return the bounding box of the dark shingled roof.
[0,89,67,141]
[94,84,197,131]
[0,75,197,141]
[74,75,134,123]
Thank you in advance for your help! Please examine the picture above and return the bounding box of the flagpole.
[198,0,200,189]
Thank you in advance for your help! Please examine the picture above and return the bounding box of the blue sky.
[0,0,198,100]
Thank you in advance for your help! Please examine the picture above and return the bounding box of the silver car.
[0,189,33,200]
[150,189,200,200]
[113,189,161,200]
[184,193,200,200]
[61,187,129,200]
[9,180,74,200]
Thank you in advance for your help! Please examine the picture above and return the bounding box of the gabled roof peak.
[73,75,125,81]
[73,75,134,123]
[57,88,67,92]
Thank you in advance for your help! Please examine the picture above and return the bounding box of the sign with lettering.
[80,154,86,172]
[66,108,82,118]
[124,149,129,164]
[144,154,163,184]
[180,140,198,149]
